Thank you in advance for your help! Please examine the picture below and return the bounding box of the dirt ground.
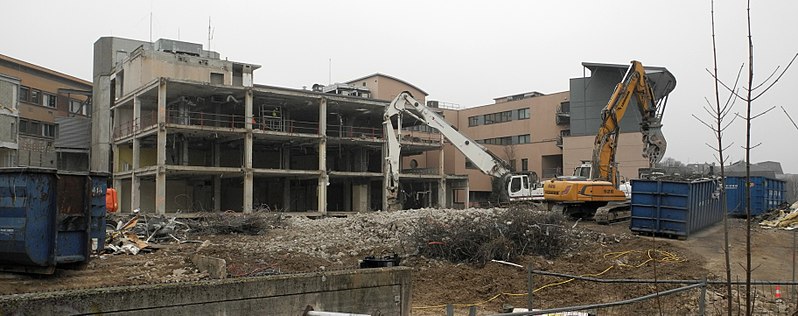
[0,210,796,315]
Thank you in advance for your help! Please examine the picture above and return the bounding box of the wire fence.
[417,268,797,316]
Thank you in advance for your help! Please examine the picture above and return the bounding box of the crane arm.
[591,60,668,185]
[383,92,512,195]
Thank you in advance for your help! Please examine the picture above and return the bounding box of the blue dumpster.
[725,176,786,216]
[0,168,108,274]
[630,179,723,238]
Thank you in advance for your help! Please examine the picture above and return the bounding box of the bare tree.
[692,1,739,314]
[705,2,798,314]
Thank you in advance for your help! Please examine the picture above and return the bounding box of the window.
[465,160,478,169]
[483,110,513,125]
[18,119,55,138]
[468,116,479,127]
[517,108,529,119]
[30,90,41,105]
[69,99,87,115]
[44,93,57,108]
[509,159,517,172]
[19,120,27,135]
[19,86,29,102]
[42,124,56,138]
[517,134,530,144]
[510,177,521,192]
[30,121,40,135]
[521,158,529,172]
[210,73,224,85]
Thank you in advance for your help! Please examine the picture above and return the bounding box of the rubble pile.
[256,208,509,261]
[759,201,798,230]
[412,206,573,264]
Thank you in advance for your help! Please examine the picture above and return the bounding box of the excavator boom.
[544,60,675,222]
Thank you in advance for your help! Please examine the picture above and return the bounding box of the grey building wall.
[18,137,56,168]
[92,37,151,172]
[55,116,91,149]
[569,63,676,137]
[0,75,19,149]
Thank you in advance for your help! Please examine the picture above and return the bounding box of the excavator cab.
[507,175,531,198]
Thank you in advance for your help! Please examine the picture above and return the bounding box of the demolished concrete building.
[93,37,467,214]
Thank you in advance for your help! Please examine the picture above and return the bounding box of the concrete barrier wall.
[0,267,412,315]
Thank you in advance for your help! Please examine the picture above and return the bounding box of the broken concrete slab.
[190,254,227,279]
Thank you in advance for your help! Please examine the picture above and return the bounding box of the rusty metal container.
[0,168,107,274]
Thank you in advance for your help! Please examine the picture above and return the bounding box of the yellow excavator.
[543,60,674,223]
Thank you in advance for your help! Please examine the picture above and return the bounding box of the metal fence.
[418,269,797,316]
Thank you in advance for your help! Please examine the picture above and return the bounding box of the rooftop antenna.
[207,17,215,57]
[149,0,153,42]
[328,58,331,84]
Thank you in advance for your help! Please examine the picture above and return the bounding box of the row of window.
[468,108,530,127]
[19,119,57,138]
[19,86,89,115]
[478,134,531,145]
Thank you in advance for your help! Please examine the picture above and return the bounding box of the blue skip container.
[0,168,107,274]
[725,176,786,216]
[630,179,723,238]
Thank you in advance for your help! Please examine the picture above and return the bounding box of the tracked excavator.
[383,92,542,211]
[543,60,675,223]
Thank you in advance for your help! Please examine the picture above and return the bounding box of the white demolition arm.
[383,92,512,194]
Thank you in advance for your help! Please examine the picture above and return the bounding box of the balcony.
[556,101,570,126]
[556,129,570,148]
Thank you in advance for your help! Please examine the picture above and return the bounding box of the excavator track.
[594,201,631,224]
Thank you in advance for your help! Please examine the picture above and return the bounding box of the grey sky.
[3,0,797,173]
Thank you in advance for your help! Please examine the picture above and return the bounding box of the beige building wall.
[117,49,238,96]
[347,74,427,103]
[406,91,570,194]
[562,131,648,180]
[0,55,91,122]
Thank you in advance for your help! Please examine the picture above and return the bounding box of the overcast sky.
[3,0,797,173]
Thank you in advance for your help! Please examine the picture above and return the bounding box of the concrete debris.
[758,202,798,229]
[190,254,228,279]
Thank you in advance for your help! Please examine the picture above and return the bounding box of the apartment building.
[405,62,676,205]
[94,37,464,214]
[416,91,570,204]
[0,54,92,170]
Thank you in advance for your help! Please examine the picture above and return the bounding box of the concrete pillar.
[242,89,253,213]
[438,179,447,208]
[464,182,470,209]
[438,137,446,208]
[317,98,328,215]
[131,139,141,211]
[155,79,167,214]
[382,144,389,212]
[213,141,221,212]
[281,147,290,169]
[131,95,141,212]
[343,180,352,211]
[282,177,291,211]
[352,183,369,212]
[112,177,123,211]
[181,138,189,166]
[91,76,111,172]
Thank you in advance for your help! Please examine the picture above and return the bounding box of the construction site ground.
[0,208,795,315]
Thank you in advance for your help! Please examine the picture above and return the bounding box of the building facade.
[95,37,463,214]
[403,62,676,205]
[0,54,92,170]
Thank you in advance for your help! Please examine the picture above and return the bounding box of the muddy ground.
[0,208,795,315]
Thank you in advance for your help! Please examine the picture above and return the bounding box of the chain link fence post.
[527,265,533,311]
[699,277,707,315]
